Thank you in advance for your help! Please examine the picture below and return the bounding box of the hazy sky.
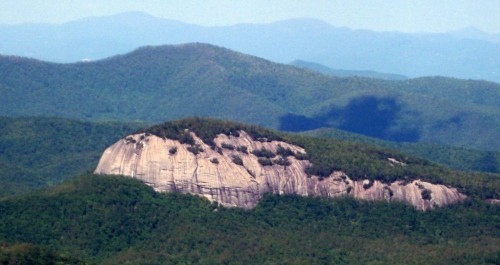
[1,0,499,33]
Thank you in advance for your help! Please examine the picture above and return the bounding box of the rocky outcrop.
[95,131,466,210]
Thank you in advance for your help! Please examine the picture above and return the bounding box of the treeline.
[141,117,283,147]
[0,174,497,264]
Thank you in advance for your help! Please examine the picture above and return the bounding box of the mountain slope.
[0,243,85,265]
[1,12,499,82]
[0,174,498,264]
[0,116,144,196]
[0,43,498,150]
[303,127,500,174]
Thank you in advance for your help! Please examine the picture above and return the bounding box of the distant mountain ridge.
[445,26,500,43]
[1,12,499,82]
[0,43,498,151]
[291,60,408,80]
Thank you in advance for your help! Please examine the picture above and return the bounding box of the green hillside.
[0,43,498,151]
[0,243,85,265]
[304,127,500,174]
[0,116,145,197]
[0,174,498,264]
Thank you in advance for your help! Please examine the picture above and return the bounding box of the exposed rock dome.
[95,131,466,210]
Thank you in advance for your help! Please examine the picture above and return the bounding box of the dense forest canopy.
[0,116,145,196]
[0,174,498,264]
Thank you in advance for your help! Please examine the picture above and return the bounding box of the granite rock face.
[95,131,466,210]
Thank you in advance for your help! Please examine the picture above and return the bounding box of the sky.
[1,0,499,33]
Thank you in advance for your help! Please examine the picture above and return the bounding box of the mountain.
[446,27,500,43]
[291,60,408,80]
[1,12,499,82]
[98,118,498,200]
[1,43,498,151]
[0,12,199,62]
[1,116,496,199]
[0,174,497,264]
[94,118,477,210]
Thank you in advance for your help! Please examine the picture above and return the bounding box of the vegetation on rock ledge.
[140,117,499,199]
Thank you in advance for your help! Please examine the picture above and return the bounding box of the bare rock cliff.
[95,131,466,210]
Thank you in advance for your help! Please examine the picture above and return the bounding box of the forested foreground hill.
[0,174,498,265]
[0,43,498,151]
[0,243,86,265]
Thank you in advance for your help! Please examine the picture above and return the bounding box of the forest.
[0,174,498,265]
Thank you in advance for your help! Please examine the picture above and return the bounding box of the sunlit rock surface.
[95,131,466,210]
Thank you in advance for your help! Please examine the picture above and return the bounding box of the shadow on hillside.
[278,113,327,132]
[315,96,420,142]
[474,152,498,173]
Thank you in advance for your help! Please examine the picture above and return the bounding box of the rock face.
[95,131,466,210]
